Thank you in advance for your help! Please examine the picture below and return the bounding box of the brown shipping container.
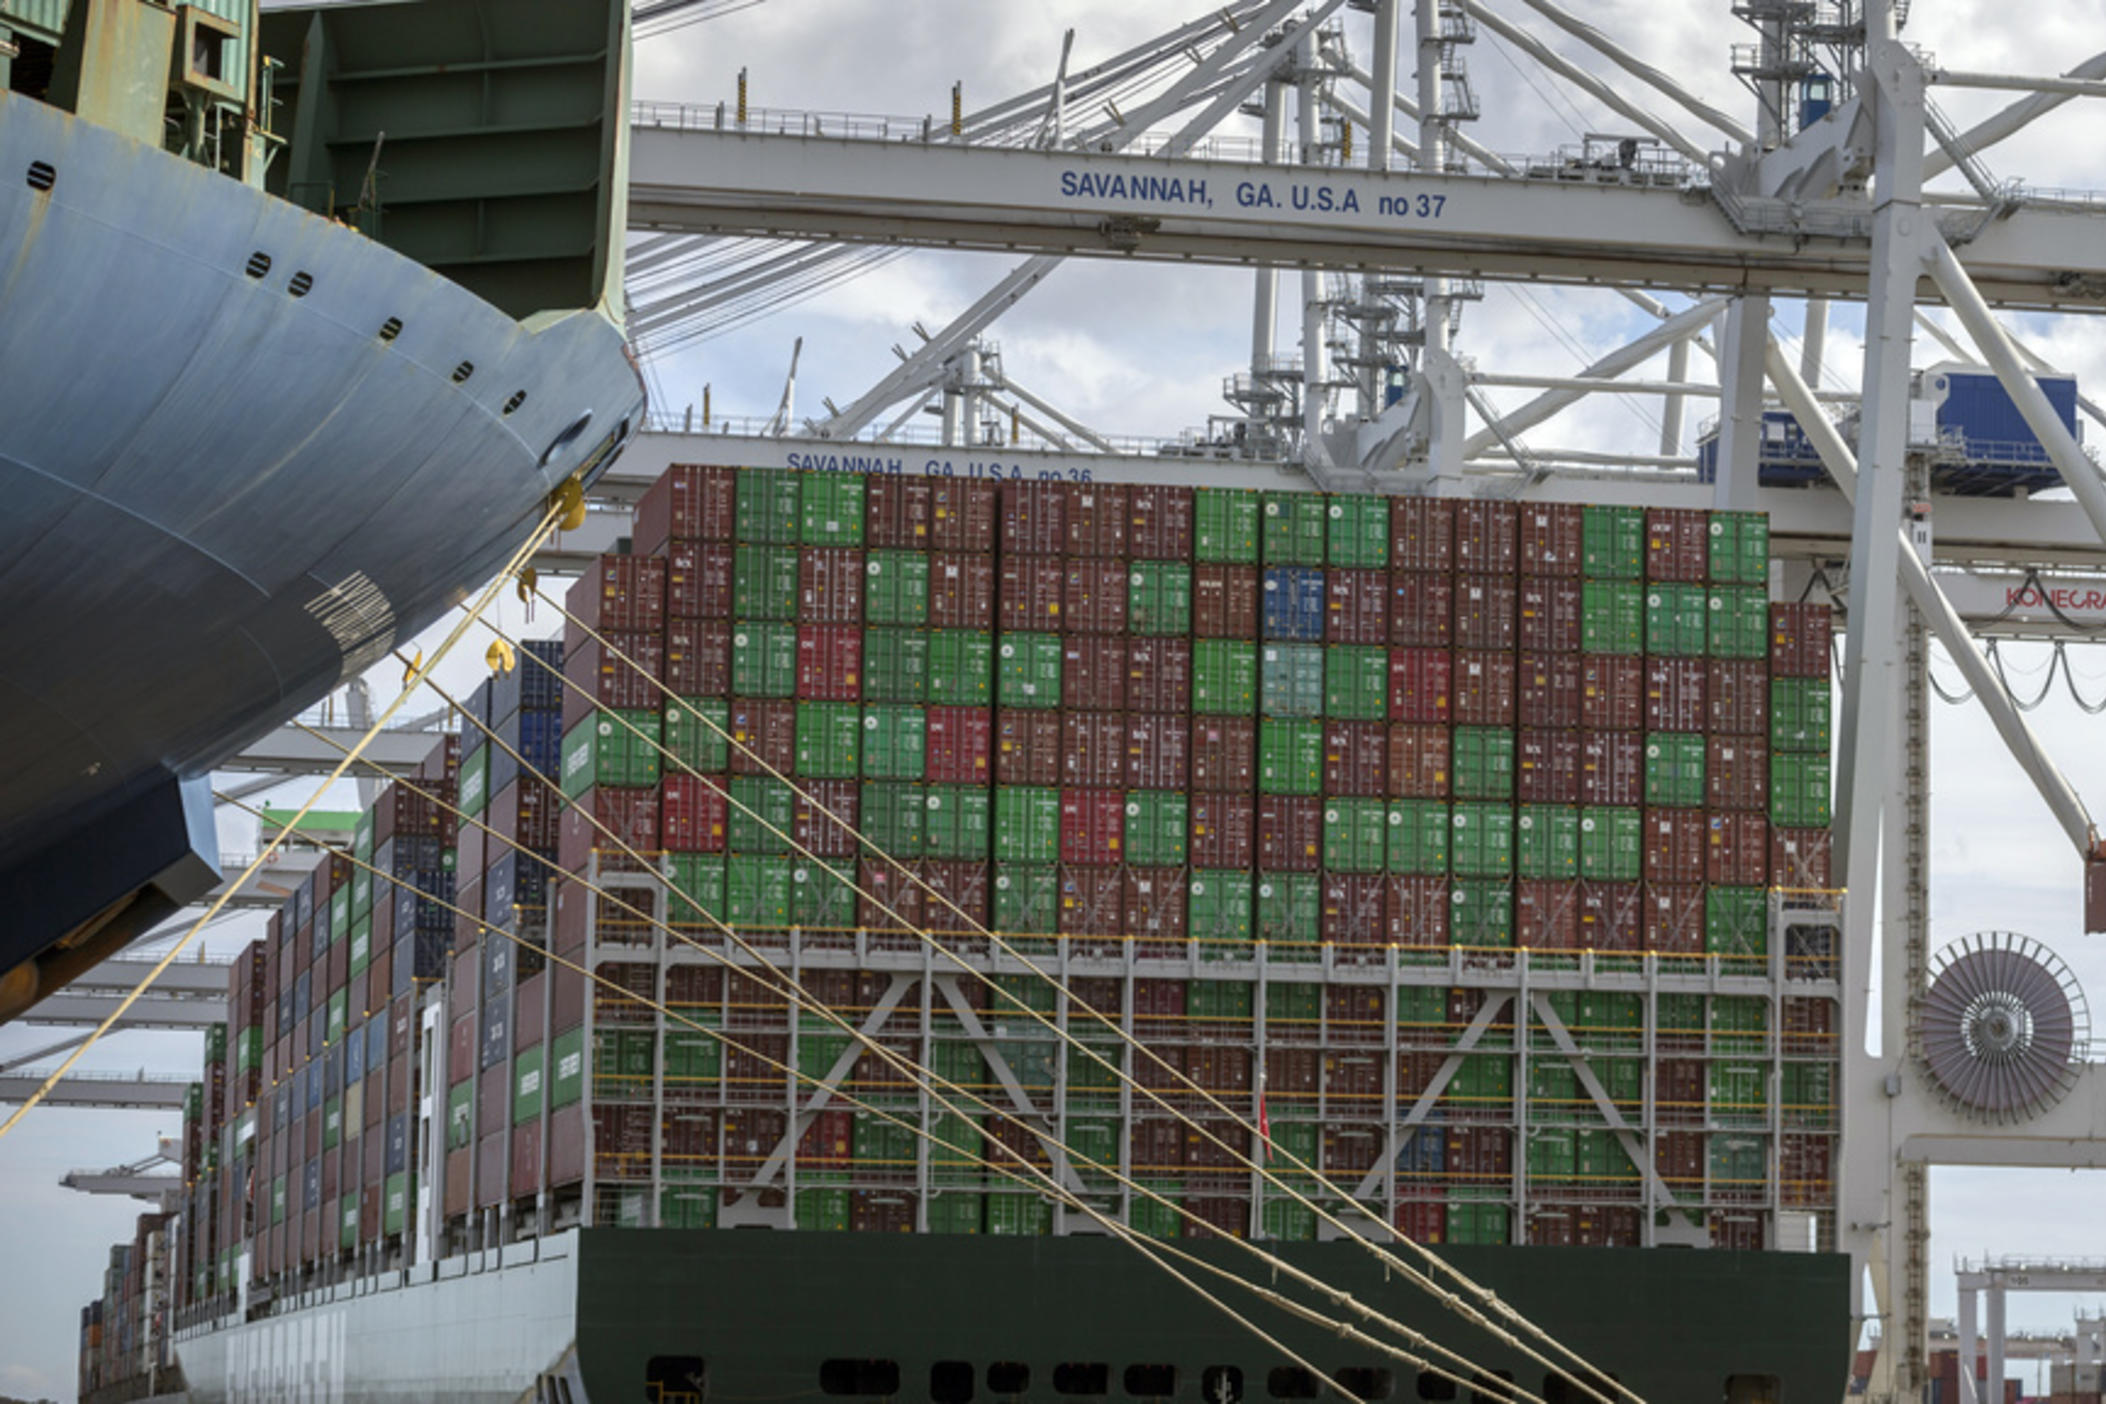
[865,476,934,549]
[511,1122,543,1198]
[1256,796,1322,871]
[1770,601,1833,678]
[1706,811,1770,886]
[1706,736,1770,812]
[1707,659,1769,736]
[1388,649,1452,725]
[1579,731,1643,807]
[1061,787,1125,866]
[1058,866,1124,936]
[1124,867,1188,943]
[798,547,866,624]
[1128,484,1194,560]
[1191,717,1258,792]
[1321,873,1387,947]
[1000,481,1068,555]
[1518,878,1580,949]
[1064,482,1129,557]
[1454,501,1518,575]
[1517,729,1581,805]
[922,860,989,929]
[1454,575,1518,651]
[1061,635,1128,712]
[1390,498,1455,573]
[1645,657,1708,733]
[1577,880,1642,950]
[925,707,993,785]
[516,972,546,1048]
[445,1147,472,1217]
[1387,724,1451,799]
[550,1102,588,1185]
[665,618,734,697]
[1771,826,1834,888]
[1518,503,1584,576]
[477,1130,508,1208]
[1125,713,1190,790]
[561,631,665,726]
[1645,508,1710,582]
[858,860,926,933]
[1644,808,1707,886]
[448,1015,474,1082]
[1189,793,1256,869]
[635,464,737,553]
[792,780,860,859]
[567,555,667,636]
[665,540,735,620]
[928,553,997,630]
[728,699,797,775]
[1321,721,1388,796]
[996,709,1065,786]
[1388,572,1455,648]
[1644,883,1705,953]
[999,558,1065,631]
[1063,559,1130,634]
[557,786,661,874]
[1125,636,1192,713]
[1387,875,1449,948]
[1518,577,1582,653]
[1518,652,1582,729]
[1325,569,1389,644]
[1192,565,1260,638]
[797,624,863,701]
[1453,650,1517,727]
[930,480,998,553]
[1579,656,1644,731]
[1059,711,1125,789]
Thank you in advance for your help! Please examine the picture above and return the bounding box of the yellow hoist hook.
[516,566,539,607]
[551,477,588,532]
[400,648,423,687]
[485,638,517,675]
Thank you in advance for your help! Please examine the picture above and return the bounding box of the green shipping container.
[1582,505,1645,580]
[791,864,857,927]
[668,853,726,927]
[731,622,798,697]
[513,1045,545,1124]
[664,697,731,772]
[1708,510,1770,585]
[1395,985,1445,1029]
[1581,581,1645,653]
[1447,1053,1512,1108]
[351,865,372,919]
[1781,1063,1835,1123]
[997,633,1062,710]
[1187,979,1254,1020]
[1644,733,1706,808]
[1255,873,1321,945]
[1450,803,1514,877]
[327,990,347,1045]
[234,1027,263,1078]
[1260,643,1325,718]
[1771,677,1831,753]
[727,854,793,926]
[1323,644,1389,721]
[1708,1136,1767,1197]
[1128,561,1193,635]
[1258,719,1323,796]
[733,543,800,619]
[1195,488,1262,564]
[1323,798,1388,874]
[348,918,371,975]
[1645,583,1709,657]
[993,787,1060,863]
[800,474,865,544]
[796,701,862,778]
[550,1027,587,1108]
[323,1097,342,1150]
[1124,791,1188,866]
[863,628,931,703]
[1708,586,1769,660]
[1711,995,1768,1054]
[458,747,488,817]
[665,1024,723,1082]
[1262,1196,1318,1242]
[865,550,929,625]
[341,1199,360,1250]
[1263,491,1329,565]
[736,467,801,543]
[661,1187,719,1229]
[927,629,995,704]
[993,863,1058,933]
[1326,495,1390,568]
[354,809,375,861]
[1578,807,1642,881]
[986,1193,1053,1236]
[924,785,993,859]
[384,1172,412,1234]
[1266,982,1322,1028]
[1771,753,1832,828]
[1194,639,1259,715]
[561,710,662,797]
[928,1193,984,1234]
[1516,805,1579,880]
[1188,871,1254,948]
[1706,888,1769,961]
[796,1177,853,1233]
[861,782,927,857]
[1529,1128,1577,1181]
[729,777,795,852]
[1132,1180,1186,1239]
[1451,879,1514,948]
[1451,726,1515,801]
[1446,1198,1510,1245]
[860,704,926,780]
[1708,1063,1769,1124]
[1386,799,1450,875]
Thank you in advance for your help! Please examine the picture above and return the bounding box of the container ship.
[73,465,1851,1403]
[0,0,645,1014]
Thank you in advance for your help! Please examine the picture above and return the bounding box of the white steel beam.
[1923,53,2106,179]
[220,724,440,776]
[16,994,227,1030]
[0,1071,193,1110]
[1503,0,1755,147]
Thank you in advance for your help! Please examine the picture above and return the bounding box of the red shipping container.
[444,1146,472,1216]
[727,699,796,775]
[1190,717,1257,792]
[558,786,661,874]
[634,464,737,553]
[1189,793,1256,869]
[1063,559,1129,634]
[1528,1210,1576,1248]
[995,709,1063,786]
[1000,481,1068,554]
[664,617,733,697]
[1771,826,1833,888]
[1445,1125,1513,1181]
[1129,484,1195,559]
[1321,872,1387,947]
[1711,1214,1766,1252]
[930,480,998,553]
[924,708,993,784]
[1706,736,1769,812]
[1518,878,1579,949]
[1125,636,1192,713]
[1645,657,1708,733]
[1388,571,1455,648]
[1387,724,1451,798]
[1453,650,1516,727]
[1780,1134,1833,1207]
[448,1013,475,1081]
[999,557,1064,631]
[510,1122,543,1198]
[1060,788,1125,866]
[1454,500,1518,574]
[1124,713,1190,790]
[1192,565,1259,638]
[1706,811,1770,886]
[1395,1195,1446,1244]
[1518,503,1584,576]
[567,555,667,635]
[851,1190,916,1234]
[1644,808,1707,886]
[1517,729,1581,805]
[1061,635,1128,711]
[1387,874,1451,949]
[491,776,562,852]
[1129,1119,1184,1171]
[1389,648,1453,724]
[1782,997,1835,1055]
[1188,1043,1252,1094]
[1325,568,1389,644]
[1124,867,1188,943]
[1577,880,1642,950]
[798,547,865,624]
[1517,576,1582,653]
[858,858,926,933]
[865,476,934,549]
[1059,711,1125,788]
[1058,866,1125,934]
[665,540,735,619]
[1390,497,1455,573]
[1578,731,1642,806]
[1518,652,1582,729]
[1064,482,1129,557]
[1656,1126,1705,1181]
[1256,796,1322,871]
[1579,655,1644,731]
[660,773,730,853]
[796,624,863,701]
[793,779,860,859]
[562,630,665,725]
[1454,574,1518,651]
[1644,883,1705,952]
[798,1108,855,1166]
[1645,507,1710,582]
[928,553,996,630]
[1321,720,1388,796]
[1708,659,1769,736]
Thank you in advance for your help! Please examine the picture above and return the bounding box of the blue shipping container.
[1396,1112,1446,1176]
[1261,567,1327,641]
[491,639,564,718]
[1925,364,2077,493]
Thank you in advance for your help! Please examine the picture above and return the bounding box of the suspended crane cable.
[495,595,1642,1404]
[1985,638,2058,712]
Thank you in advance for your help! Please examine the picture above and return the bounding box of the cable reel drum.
[1919,931,2089,1124]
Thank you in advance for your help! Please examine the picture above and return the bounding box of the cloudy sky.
[8,2,2106,1398]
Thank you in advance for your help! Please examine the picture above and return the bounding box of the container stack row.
[78,1214,176,1401]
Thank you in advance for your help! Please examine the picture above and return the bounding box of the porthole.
[1268,1368,1318,1400]
[288,271,314,298]
[1054,1363,1109,1397]
[378,317,403,342]
[26,160,55,191]
[504,390,528,416]
[931,1361,975,1404]
[819,1360,900,1397]
[245,251,273,278]
[452,361,475,384]
[987,1363,1031,1396]
[1123,1364,1178,1398]
[1335,1369,1392,1401]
